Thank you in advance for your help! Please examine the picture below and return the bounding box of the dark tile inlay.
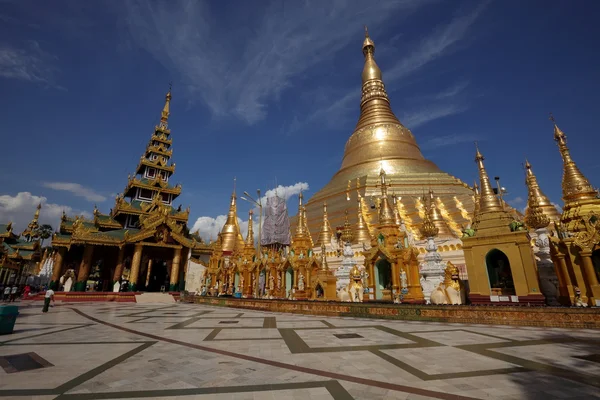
[0,352,54,373]
[334,333,363,339]
[574,354,600,364]
[219,321,239,324]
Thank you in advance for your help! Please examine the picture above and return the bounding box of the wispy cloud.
[385,1,491,82]
[118,0,432,125]
[42,182,107,202]
[420,133,480,150]
[0,40,63,89]
[402,103,469,128]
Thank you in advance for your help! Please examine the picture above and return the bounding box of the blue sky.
[1,0,599,240]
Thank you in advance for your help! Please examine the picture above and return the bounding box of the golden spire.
[341,209,354,243]
[524,159,561,225]
[392,194,403,226]
[320,242,328,271]
[302,206,314,247]
[419,198,439,239]
[160,85,172,126]
[295,192,306,236]
[355,195,372,243]
[220,179,243,253]
[475,144,503,213]
[551,115,598,204]
[245,209,254,246]
[338,28,438,178]
[377,168,396,225]
[22,203,41,239]
[427,190,454,237]
[316,202,333,247]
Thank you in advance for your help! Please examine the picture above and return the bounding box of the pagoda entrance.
[374,259,392,300]
[485,249,515,296]
[145,259,169,292]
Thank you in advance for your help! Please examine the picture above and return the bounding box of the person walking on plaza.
[2,285,9,302]
[42,288,55,312]
[10,285,18,302]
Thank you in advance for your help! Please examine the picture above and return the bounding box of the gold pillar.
[170,247,182,291]
[51,248,66,289]
[580,250,600,306]
[112,246,126,283]
[554,252,574,304]
[75,246,94,292]
[145,259,153,287]
[129,244,143,291]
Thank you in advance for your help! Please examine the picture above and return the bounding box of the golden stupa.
[304,28,474,238]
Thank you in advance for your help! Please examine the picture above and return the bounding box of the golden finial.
[474,144,503,213]
[295,192,306,236]
[245,209,254,246]
[317,201,333,247]
[419,203,439,239]
[159,85,172,127]
[220,182,243,253]
[362,25,375,55]
[550,116,598,204]
[524,160,561,224]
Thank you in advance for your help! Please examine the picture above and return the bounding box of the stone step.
[135,293,176,304]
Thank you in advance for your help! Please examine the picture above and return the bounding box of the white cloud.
[118,0,431,125]
[191,182,308,242]
[420,133,479,150]
[402,103,469,128]
[510,196,525,205]
[385,1,490,82]
[42,182,107,203]
[0,192,91,233]
[0,40,63,89]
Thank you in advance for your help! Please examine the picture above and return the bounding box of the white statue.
[574,287,588,307]
[419,235,446,304]
[337,287,351,302]
[113,281,120,293]
[400,269,407,289]
[342,242,354,257]
[430,262,465,305]
[298,273,305,291]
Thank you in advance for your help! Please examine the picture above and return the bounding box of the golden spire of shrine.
[295,192,306,236]
[220,178,243,253]
[22,203,41,239]
[419,197,439,239]
[160,85,172,126]
[341,209,354,243]
[472,181,481,222]
[475,144,503,213]
[245,209,254,246]
[377,168,396,225]
[427,190,454,237]
[320,242,328,270]
[551,115,598,204]
[316,202,333,247]
[524,159,561,225]
[302,206,314,247]
[355,195,372,244]
[392,194,403,226]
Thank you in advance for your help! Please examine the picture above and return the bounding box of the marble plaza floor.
[1,302,599,400]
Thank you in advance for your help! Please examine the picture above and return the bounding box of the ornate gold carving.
[573,212,600,252]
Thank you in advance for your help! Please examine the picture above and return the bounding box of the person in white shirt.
[42,289,55,313]
[2,286,10,302]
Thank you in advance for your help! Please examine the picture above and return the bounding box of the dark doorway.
[485,249,515,295]
[375,258,392,299]
[147,260,169,292]
[592,249,600,282]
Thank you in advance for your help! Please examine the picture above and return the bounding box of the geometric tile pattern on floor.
[1,301,599,400]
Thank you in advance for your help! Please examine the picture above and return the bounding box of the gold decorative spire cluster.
[427,190,454,237]
[220,180,244,253]
[295,192,306,237]
[316,202,333,247]
[21,203,41,239]
[377,168,396,225]
[340,210,354,243]
[419,199,439,239]
[475,145,503,213]
[524,160,560,225]
[551,116,598,204]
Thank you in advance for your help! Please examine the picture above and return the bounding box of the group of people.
[1,284,38,302]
